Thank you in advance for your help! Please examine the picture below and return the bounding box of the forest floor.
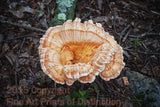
[0,0,160,107]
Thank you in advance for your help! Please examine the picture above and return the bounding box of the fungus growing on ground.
[39,18,125,86]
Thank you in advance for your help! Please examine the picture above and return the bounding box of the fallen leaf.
[8,2,18,9]
[93,16,108,23]
[18,20,32,27]
[9,6,35,18]
[38,2,45,10]
[5,51,17,65]
[116,78,124,87]
[38,11,44,18]
[40,16,48,28]
[122,77,130,86]
[32,37,40,44]
[20,52,30,58]
[22,6,34,13]
[2,43,10,53]
[19,58,27,65]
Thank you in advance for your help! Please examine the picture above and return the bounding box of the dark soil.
[0,0,160,107]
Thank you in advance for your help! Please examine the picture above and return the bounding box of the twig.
[27,67,35,77]
[129,1,146,10]
[95,91,99,107]
[129,1,160,16]
[124,48,160,55]
[112,87,130,99]
[0,33,43,43]
[147,24,160,33]
[129,32,160,38]
[114,4,139,15]
[0,20,46,33]
[129,35,143,38]
[0,45,9,58]
[151,10,160,16]
[141,42,148,50]
[122,27,132,42]
[119,25,131,44]
[81,12,90,20]
[15,38,25,85]
[54,82,56,88]
[14,38,25,99]
[141,32,160,36]
[95,79,106,92]
[85,7,101,14]
[106,82,130,100]
[106,0,133,45]
[80,84,84,90]
[106,0,120,36]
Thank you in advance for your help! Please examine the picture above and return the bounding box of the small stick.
[147,24,160,33]
[95,90,99,107]
[122,27,132,42]
[85,7,101,14]
[14,38,25,99]
[95,79,106,92]
[0,33,43,43]
[14,38,25,85]
[54,82,57,88]
[124,48,160,55]
[119,25,131,44]
[106,0,120,36]
[141,32,160,36]
[0,20,46,33]
[80,84,84,90]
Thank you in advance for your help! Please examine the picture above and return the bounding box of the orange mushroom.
[39,18,125,85]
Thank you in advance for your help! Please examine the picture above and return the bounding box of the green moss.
[56,0,74,8]
[49,7,63,26]
[66,0,76,20]
[58,13,66,20]
[49,0,77,26]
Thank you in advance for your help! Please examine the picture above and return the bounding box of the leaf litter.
[0,0,160,106]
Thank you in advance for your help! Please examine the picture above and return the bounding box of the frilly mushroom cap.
[39,18,125,86]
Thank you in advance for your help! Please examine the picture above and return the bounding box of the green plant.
[134,38,142,46]
[78,90,87,98]
[36,50,39,54]
[36,9,42,14]
[131,92,145,107]
[94,86,99,94]
[64,89,89,107]
[39,79,43,85]
[67,89,88,99]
